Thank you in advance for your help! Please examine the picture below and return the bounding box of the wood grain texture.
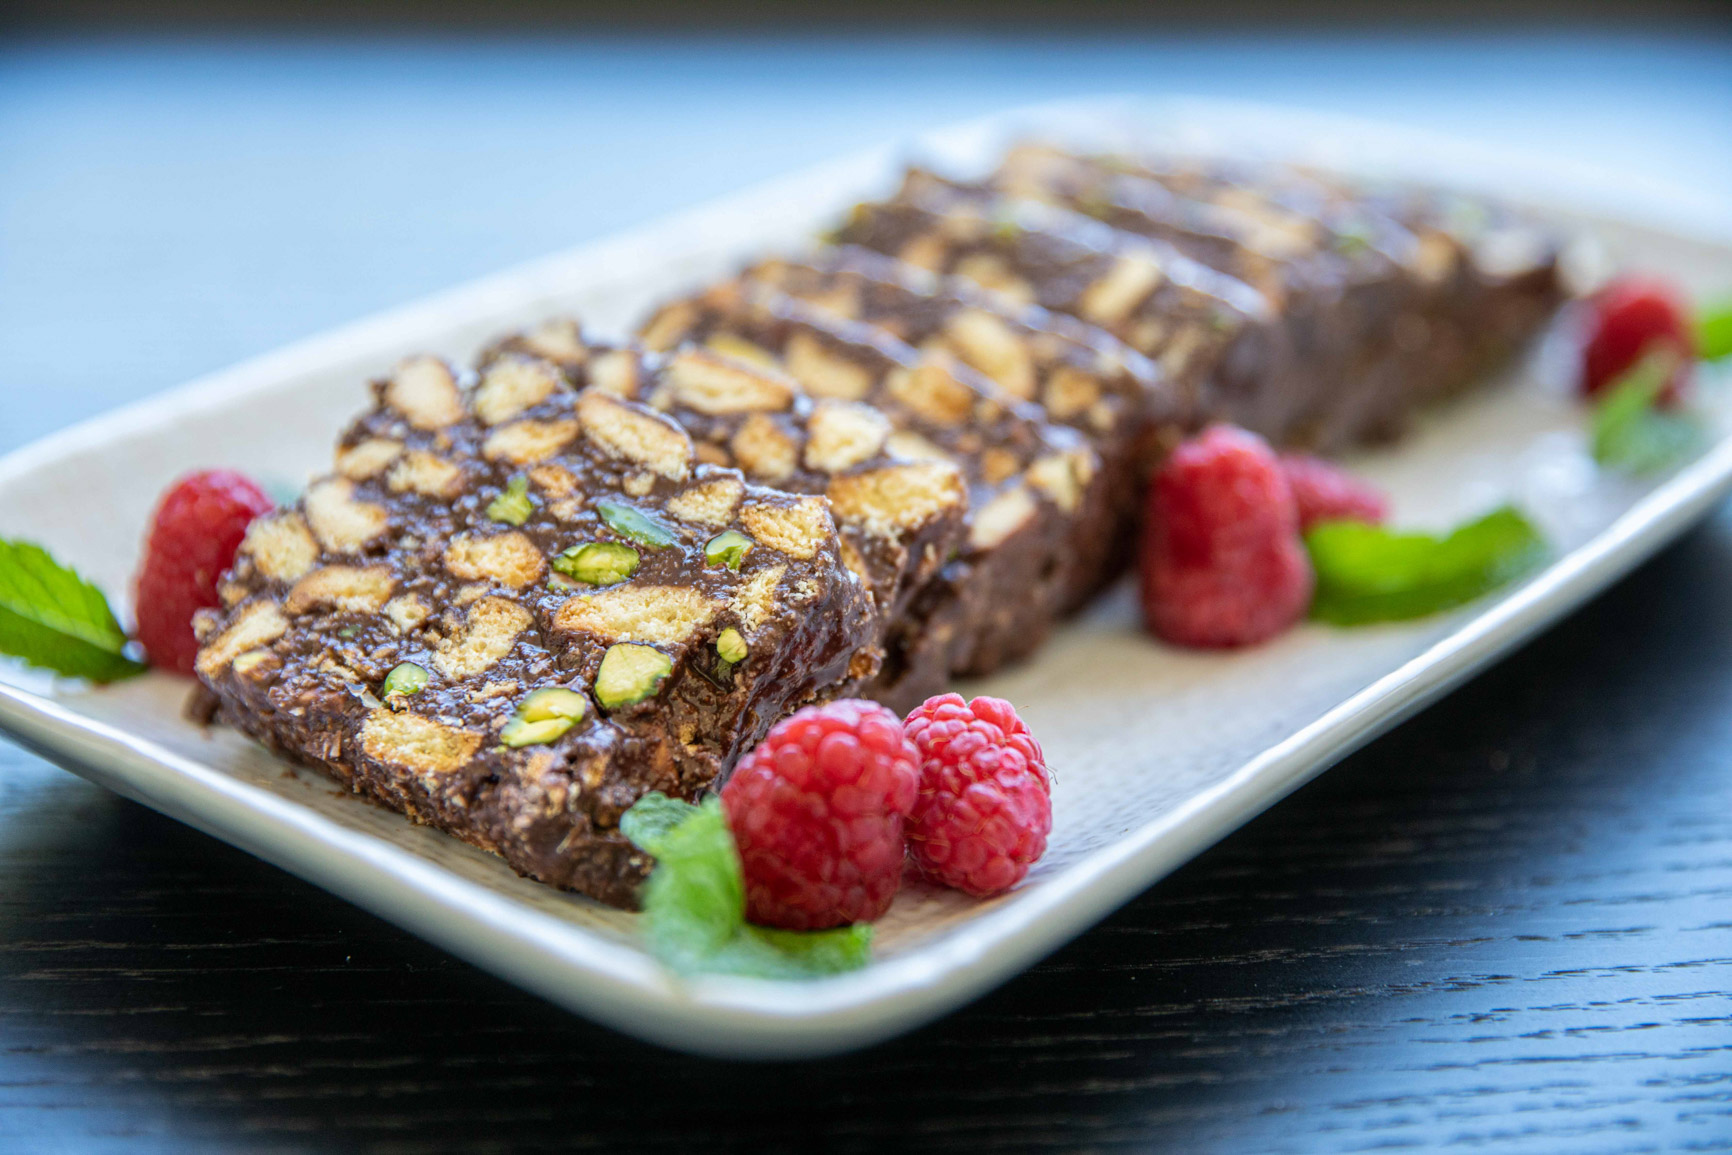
[3,33,1731,1154]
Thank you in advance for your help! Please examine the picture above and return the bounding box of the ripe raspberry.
[1279,452,1389,531]
[721,699,919,930]
[1582,276,1695,404]
[903,694,1051,898]
[1141,424,1314,648]
[134,469,273,675]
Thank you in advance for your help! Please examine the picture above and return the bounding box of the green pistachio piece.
[500,716,573,748]
[715,627,748,665]
[595,500,677,549]
[1076,191,1113,220]
[595,643,674,710]
[553,541,640,585]
[703,530,755,571]
[548,572,579,593]
[381,662,429,698]
[1332,220,1375,256]
[518,686,587,724]
[487,476,534,526]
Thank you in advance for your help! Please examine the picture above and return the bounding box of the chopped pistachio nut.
[500,716,572,748]
[518,686,587,724]
[381,661,429,698]
[500,686,588,747]
[553,540,640,586]
[715,627,748,665]
[1333,219,1375,255]
[595,643,673,710]
[487,476,534,526]
[703,530,755,571]
[595,499,678,549]
[548,572,579,593]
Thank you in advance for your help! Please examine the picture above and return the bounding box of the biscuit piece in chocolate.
[195,353,878,908]
[637,282,1105,711]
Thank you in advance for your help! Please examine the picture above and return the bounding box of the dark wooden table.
[2,30,1730,1153]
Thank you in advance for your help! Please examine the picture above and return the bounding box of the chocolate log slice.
[742,245,1182,607]
[634,283,1106,711]
[194,353,878,907]
[830,184,1293,440]
[920,148,1564,449]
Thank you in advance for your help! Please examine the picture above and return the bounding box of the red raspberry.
[721,699,918,930]
[1279,452,1389,531]
[134,469,273,675]
[903,694,1051,898]
[1140,424,1314,648]
[1582,276,1695,404]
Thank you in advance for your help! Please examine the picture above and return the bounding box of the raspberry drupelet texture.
[720,699,919,930]
[1141,424,1314,649]
[903,694,1051,898]
[1279,452,1389,531]
[134,469,274,675]
[1582,276,1695,404]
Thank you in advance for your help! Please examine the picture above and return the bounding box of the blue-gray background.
[4,30,1731,454]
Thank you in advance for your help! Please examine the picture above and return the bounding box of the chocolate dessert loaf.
[742,246,1182,608]
[634,280,1107,709]
[194,353,879,906]
[195,141,1569,913]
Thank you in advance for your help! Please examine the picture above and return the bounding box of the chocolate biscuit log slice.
[829,186,1311,444]
[636,285,1105,711]
[978,149,1428,448]
[986,147,1563,446]
[476,326,969,648]
[195,353,878,908]
[743,245,1181,608]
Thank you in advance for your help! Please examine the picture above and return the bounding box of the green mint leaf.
[619,791,702,857]
[636,799,748,972]
[735,923,873,978]
[1591,350,1704,475]
[0,538,146,682]
[1697,299,1732,362]
[1307,506,1549,626]
[619,794,873,980]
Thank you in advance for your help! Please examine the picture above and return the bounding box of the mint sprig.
[619,791,701,855]
[621,793,872,980]
[1307,506,1548,626]
[1697,300,1732,363]
[0,538,146,682]
[1591,350,1704,475]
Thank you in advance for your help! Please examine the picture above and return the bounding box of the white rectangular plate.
[3,98,1730,1059]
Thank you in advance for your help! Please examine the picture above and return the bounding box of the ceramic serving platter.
[2,98,1729,1059]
